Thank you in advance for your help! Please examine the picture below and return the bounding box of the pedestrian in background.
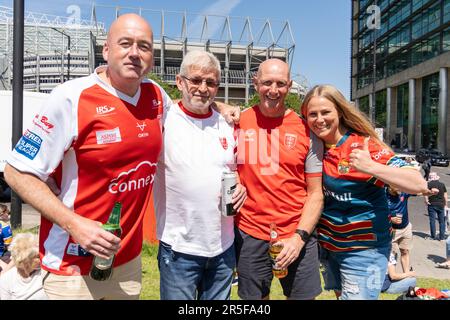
[381,252,416,294]
[0,204,12,273]
[0,233,48,300]
[425,172,448,241]
[386,186,414,272]
[435,236,450,269]
[421,157,432,181]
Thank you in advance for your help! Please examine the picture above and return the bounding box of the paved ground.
[405,165,450,280]
[1,164,450,280]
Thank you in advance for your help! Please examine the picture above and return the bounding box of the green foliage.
[244,93,303,114]
[147,73,182,100]
[141,241,161,300]
[12,226,39,234]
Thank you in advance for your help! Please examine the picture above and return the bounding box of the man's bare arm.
[4,164,120,259]
[277,176,323,268]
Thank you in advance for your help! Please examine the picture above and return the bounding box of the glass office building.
[351,0,450,154]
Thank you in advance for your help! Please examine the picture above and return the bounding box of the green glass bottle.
[89,202,122,281]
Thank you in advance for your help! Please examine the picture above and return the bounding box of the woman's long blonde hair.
[301,84,388,148]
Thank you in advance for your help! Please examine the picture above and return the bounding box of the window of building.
[357,72,373,89]
[388,0,411,29]
[386,49,409,77]
[358,95,370,115]
[359,12,368,33]
[421,72,439,149]
[358,49,374,72]
[377,38,388,59]
[412,0,434,12]
[444,27,450,51]
[445,0,450,23]
[375,89,387,128]
[387,24,410,54]
[379,15,389,37]
[412,3,441,40]
[379,0,390,12]
[360,0,371,12]
[359,30,373,50]
[396,82,409,136]
[411,32,440,65]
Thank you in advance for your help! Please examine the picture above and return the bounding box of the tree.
[244,93,303,114]
[147,73,182,100]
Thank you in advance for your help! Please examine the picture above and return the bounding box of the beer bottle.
[89,202,122,281]
[268,222,288,279]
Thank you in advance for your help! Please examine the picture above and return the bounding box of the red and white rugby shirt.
[7,66,172,275]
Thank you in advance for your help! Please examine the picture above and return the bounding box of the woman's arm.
[349,137,429,194]
[388,264,416,281]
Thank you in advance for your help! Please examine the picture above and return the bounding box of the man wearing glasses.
[234,58,324,300]
[153,50,246,300]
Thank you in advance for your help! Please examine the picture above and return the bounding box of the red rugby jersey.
[235,106,323,240]
[8,67,171,275]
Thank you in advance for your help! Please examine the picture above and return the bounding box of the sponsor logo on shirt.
[96,105,116,115]
[108,161,158,194]
[324,189,353,202]
[96,127,122,145]
[66,243,90,257]
[136,121,149,138]
[244,130,255,142]
[219,137,228,150]
[338,159,350,174]
[373,148,389,161]
[14,130,42,160]
[284,133,297,149]
[32,114,54,133]
[152,99,162,108]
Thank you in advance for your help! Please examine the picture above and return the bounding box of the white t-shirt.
[0,267,48,300]
[153,102,236,257]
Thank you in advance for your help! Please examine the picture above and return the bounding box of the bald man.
[4,14,172,299]
[234,58,324,300]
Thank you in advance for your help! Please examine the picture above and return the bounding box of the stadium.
[0,4,308,103]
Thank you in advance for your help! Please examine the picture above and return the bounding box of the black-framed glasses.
[181,75,220,88]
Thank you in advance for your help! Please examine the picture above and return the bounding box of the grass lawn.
[141,242,450,300]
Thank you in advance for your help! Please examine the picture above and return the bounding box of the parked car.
[415,148,450,167]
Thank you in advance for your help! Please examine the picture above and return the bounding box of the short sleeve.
[305,132,323,176]
[6,84,75,181]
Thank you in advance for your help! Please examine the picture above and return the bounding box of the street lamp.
[51,27,71,81]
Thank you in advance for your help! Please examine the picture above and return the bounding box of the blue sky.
[0,0,351,98]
